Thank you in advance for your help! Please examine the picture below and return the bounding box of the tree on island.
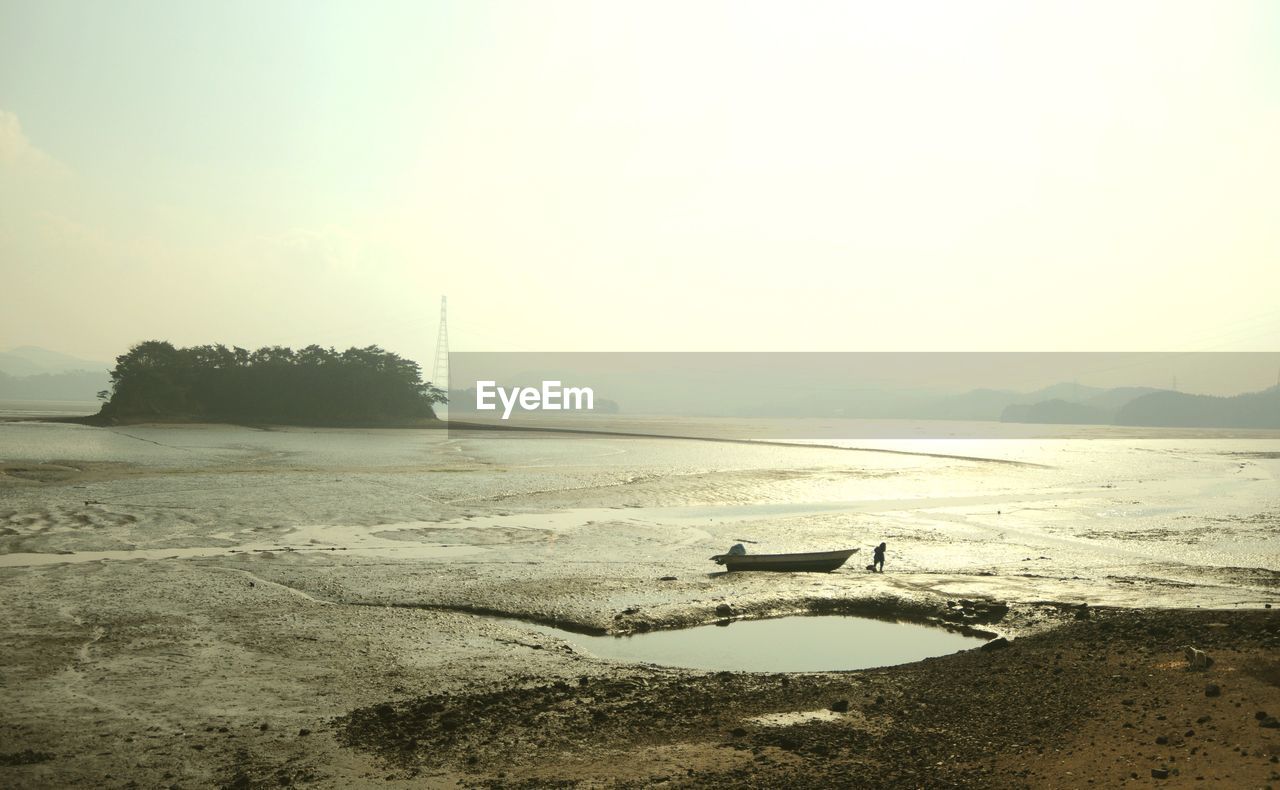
[96,341,445,424]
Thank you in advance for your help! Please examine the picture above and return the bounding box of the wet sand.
[1,422,1277,787]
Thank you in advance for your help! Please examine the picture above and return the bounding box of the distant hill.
[0,369,111,401]
[1000,386,1165,426]
[1114,386,1280,429]
[1001,398,1112,425]
[705,382,1172,422]
[930,384,1160,423]
[929,388,1025,421]
[0,346,111,376]
[0,347,112,401]
[1000,385,1278,429]
[1080,386,1163,413]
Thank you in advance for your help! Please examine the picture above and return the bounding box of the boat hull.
[710,548,859,573]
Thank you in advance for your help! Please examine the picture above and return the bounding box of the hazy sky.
[2,1,1278,367]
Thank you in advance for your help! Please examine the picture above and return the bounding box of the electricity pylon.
[432,296,449,392]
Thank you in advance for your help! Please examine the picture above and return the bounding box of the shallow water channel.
[512,615,992,673]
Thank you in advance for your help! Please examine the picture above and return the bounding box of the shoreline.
[34,413,448,429]
[11,411,1280,440]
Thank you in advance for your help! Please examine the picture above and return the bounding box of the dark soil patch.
[336,609,1280,788]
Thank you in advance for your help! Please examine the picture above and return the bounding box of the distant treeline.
[96,341,445,424]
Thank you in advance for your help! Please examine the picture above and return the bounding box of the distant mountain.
[935,384,1158,422]
[0,347,113,401]
[1080,386,1163,413]
[0,346,111,376]
[694,382,1172,422]
[1115,386,1280,429]
[1001,399,1112,425]
[0,369,110,401]
[1028,382,1105,402]
[1000,385,1278,429]
[1000,386,1165,425]
[930,388,1025,421]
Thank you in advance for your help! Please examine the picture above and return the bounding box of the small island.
[84,340,445,427]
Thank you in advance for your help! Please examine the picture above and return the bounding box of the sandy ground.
[2,557,1276,788]
[1,424,1277,788]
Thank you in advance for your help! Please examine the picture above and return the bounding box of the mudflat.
[1,422,1276,787]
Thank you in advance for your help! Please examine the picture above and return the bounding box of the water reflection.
[515,615,989,672]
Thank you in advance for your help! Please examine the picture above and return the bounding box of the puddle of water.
[515,615,990,672]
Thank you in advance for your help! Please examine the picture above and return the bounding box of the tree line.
[97,341,445,424]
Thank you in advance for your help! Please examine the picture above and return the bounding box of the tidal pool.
[516,615,992,673]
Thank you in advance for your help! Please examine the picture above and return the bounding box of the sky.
[2,0,1279,371]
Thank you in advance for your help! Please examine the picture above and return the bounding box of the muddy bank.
[338,608,1280,788]
[351,593,1008,641]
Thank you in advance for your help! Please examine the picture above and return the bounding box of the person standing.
[872,542,886,572]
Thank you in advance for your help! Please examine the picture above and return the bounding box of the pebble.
[1204,684,1221,698]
